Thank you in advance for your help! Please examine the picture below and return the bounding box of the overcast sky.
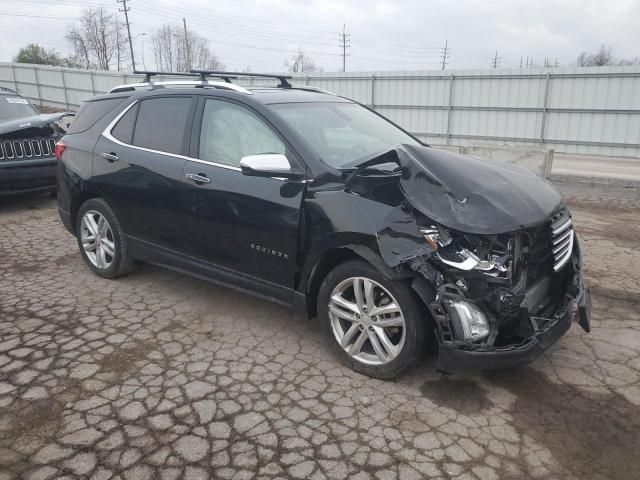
[1,0,639,72]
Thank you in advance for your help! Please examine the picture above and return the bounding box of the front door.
[181,97,305,295]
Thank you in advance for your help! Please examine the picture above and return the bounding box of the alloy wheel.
[80,210,115,269]
[328,277,406,365]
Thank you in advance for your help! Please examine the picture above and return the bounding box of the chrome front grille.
[551,214,574,272]
[0,138,55,161]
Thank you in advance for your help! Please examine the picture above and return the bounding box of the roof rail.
[108,80,251,95]
[190,70,292,88]
[289,85,335,95]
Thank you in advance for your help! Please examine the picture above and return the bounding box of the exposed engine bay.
[343,144,591,373]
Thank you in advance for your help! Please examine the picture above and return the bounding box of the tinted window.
[0,95,38,121]
[68,97,127,134]
[199,99,285,167]
[132,97,192,155]
[111,103,138,144]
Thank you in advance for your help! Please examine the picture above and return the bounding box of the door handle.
[101,152,119,162]
[185,173,211,184]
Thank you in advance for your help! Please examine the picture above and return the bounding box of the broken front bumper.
[433,250,591,374]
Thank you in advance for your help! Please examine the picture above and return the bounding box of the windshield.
[269,102,420,168]
[0,96,38,122]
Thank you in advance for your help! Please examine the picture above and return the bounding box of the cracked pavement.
[1,176,639,480]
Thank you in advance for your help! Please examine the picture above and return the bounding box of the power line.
[117,0,136,71]
[338,23,350,72]
[440,40,450,70]
[0,11,77,20]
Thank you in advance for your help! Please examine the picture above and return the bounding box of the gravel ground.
[0,176,639,480]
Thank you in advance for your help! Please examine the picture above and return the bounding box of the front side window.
[198,99,285,167]
[269,102,420,169]
[132,97,192,155]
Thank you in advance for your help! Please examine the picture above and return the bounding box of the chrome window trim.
[102,100,242,172]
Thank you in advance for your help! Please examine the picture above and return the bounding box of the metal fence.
[2,62,640,158]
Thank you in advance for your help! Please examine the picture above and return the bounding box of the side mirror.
[240,154,302,179]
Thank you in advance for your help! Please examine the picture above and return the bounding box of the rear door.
[181,96,306,295]
[93,95,196,252]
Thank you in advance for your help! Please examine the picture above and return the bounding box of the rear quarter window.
[68,97,127,134]
[111,103,138,144]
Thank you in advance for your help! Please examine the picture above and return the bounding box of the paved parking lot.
[1,176,639,480]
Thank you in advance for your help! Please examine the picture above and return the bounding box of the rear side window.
[111,103,138,144]
[132,97,192,155]
[68,97,127,134]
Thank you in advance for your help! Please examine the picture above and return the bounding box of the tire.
[317,259,428,379]
[75,198,134,279]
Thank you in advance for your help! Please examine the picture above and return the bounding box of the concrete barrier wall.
[459,145,554,178]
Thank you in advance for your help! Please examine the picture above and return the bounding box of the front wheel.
[317,260,428,379]
[75,198,134,279]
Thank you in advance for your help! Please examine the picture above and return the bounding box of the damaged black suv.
[56,71,591,379]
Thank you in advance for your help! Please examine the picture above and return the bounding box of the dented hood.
[395,144,562,234]
[0,113,67,137]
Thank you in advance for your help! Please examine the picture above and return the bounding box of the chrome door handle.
[100,152,119,162]
[185,173,211,184]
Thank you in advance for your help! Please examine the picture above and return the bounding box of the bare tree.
[575,44,638,67]
[151,23,224,72]
[285,49,320,73]
[65,8,128,70]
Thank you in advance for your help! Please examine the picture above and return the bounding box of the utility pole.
[440,40,450,70]
[491,51,501,69]
[182,18,191,71]
[554,57,559,68]
[117,0,136,71]
[338,23,350,72]
[116,21,122,71]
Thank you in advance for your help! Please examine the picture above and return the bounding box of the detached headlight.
[444,300,490,341]
[422,226,509,275]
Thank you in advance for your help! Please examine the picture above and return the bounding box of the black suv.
[57,71,591,379]
[0,87,68,195]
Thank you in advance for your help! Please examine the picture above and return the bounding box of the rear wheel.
[75,198,134,279]
[317,260,427,379]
